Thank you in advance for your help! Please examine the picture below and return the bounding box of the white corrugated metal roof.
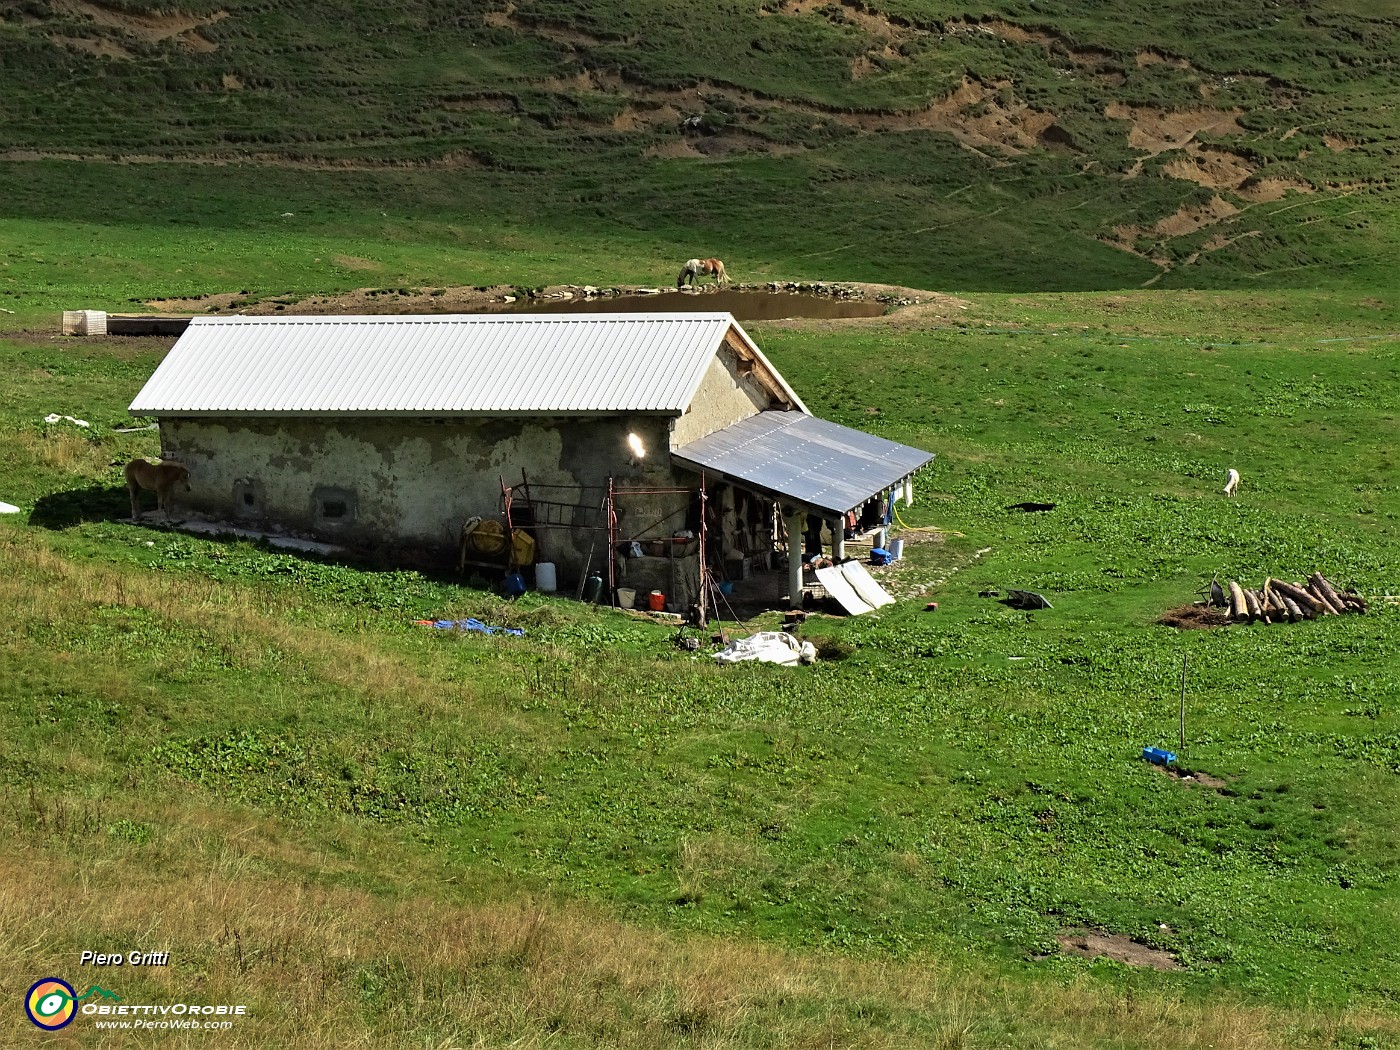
[129,313,805,417]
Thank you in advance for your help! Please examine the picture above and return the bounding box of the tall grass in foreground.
[2,500,1398,1047]
[3,829,1394,1049]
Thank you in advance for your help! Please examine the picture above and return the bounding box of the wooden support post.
[784,506,804,610]
[832,517,846,561]
[606,477,616,604]
[697,474,708,627]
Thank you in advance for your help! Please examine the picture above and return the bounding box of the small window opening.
[233,478,263,519]
[312,486,356,528]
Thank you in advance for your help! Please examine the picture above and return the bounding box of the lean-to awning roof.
[129,313,804,417]
[671,411,933,517]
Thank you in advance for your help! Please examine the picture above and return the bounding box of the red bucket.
[648,590,666,611]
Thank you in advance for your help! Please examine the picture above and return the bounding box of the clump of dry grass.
[10,426,112,478]
[674,832,775,907]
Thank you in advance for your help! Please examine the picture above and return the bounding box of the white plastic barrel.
[535,562,557,592]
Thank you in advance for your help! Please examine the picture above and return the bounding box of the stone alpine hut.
[130,312,931,610]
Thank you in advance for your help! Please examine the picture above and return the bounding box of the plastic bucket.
[889,539,905,560]
[535,562,557,592]
[616,587,636,609]
[648,590,666,611]
[718,580,734,597]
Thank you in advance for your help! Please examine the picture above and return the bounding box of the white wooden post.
[784,506,803,610]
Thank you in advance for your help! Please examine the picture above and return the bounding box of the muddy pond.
[504,290,888,321]
[112,289,892,336]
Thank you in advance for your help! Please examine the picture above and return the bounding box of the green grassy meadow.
[3,0,1400,1044]
[2,290,1398,1046]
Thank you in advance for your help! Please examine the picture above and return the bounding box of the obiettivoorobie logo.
[24,979,120,1030]
[25,978,76,1030]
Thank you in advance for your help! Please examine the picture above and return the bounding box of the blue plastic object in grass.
[425,618,524,637]
[1142,746,1177,765]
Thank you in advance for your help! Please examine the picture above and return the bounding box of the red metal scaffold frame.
[496,471,710,619]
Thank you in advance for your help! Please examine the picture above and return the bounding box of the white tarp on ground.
[814,560,896,616]
[0,501,20,514]
[814,563,874,614]
[839,560,896,610]
[43,413,89,427]
[714,631,817,666]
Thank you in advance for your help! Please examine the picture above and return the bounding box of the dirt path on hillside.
[49,0,226,51]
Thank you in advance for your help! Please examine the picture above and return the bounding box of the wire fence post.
[1179,652,1188,753]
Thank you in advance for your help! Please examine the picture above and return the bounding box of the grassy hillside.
[3,1,1400,1045]
[0,0,1397,312]
[2,293,1398,1045]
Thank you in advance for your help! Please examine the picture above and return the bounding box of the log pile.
[1213,573,1367,624]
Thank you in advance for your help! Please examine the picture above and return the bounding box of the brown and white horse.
[125,458,190,521]
[677,257,730,289]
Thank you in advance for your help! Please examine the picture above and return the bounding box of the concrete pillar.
[832,516,845,561]
[784,506,804,610]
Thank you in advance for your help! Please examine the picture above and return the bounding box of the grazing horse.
[677,257,730,289]
[125,458,190,522]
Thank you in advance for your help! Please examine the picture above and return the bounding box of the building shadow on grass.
[27,485,515,596]
[29,485,129,529]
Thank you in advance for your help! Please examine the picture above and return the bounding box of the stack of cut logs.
[1218,573,1367,624]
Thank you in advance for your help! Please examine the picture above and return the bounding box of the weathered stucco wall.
[160,414,689,579]
[669,346,772,448]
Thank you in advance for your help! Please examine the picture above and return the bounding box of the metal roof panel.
[128,313,793,416]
